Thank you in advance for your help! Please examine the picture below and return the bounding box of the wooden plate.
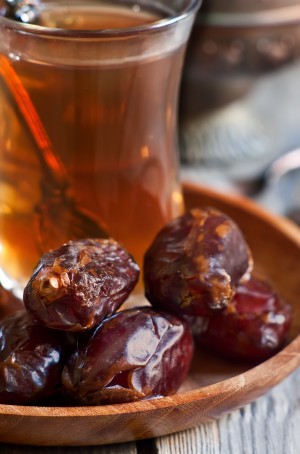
[1,182,299,447]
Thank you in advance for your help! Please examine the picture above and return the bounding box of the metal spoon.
[263,148,300,186]
[255,148,300,226]
[0,55,107,252]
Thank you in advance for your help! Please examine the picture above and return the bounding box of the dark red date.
[24,238,140,331]
[0,285,23,321]
[194,276,292,361]
[144,207,253,317]
[0,310,70,405]
[62,307,193,405]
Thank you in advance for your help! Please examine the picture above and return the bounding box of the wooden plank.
[0,442,137,453]
[155,367,300,454]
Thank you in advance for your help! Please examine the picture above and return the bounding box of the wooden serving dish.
[0,182,299,447]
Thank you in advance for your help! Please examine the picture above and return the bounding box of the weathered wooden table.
[1,345,299,453]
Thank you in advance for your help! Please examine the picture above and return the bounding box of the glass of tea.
[0,0,201,298]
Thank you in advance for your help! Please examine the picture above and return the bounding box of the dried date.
[24,238,140,331]
[0,284,23,321]
[194,275,292,361]
[144,207,253,317]
[0,310,70,404]
[62,307,193,405]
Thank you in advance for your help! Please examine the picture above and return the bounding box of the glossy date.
[62,307,194,405]
[194,275,292,361]
[0,285,23,321]
[24,238,140,331]
[144,207,253,317]
[0,310,70,404]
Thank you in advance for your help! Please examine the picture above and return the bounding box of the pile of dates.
[144,207,292,362]
[0,207,292,406]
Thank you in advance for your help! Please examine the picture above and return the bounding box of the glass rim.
[0,0,202,38]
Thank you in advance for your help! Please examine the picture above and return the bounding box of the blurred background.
[179,0,300,226]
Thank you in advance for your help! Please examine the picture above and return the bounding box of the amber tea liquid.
[0,2,186,294]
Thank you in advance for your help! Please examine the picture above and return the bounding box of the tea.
[0,2,186,294]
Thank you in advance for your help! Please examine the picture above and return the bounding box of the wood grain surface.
[155,368,300,454]
[1,367,300,453]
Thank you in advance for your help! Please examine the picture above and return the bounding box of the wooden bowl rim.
[0,183,299,418]
[183,182,300,244]
[1,338,300,418]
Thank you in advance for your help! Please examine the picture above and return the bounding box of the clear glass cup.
[0,0,201,298]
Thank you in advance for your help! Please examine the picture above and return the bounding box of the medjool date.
[195,275,292,361]
[24,238,140,331]
[0,285,23,321]
[144,207,253,317]
[0,310,69,404]
[62,307,193,405]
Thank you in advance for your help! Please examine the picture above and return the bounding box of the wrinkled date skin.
[62,307,194,405]
[194,276,292,361]
[144,207,253,317]
[24,239,140,331]
[0,310,70,405]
